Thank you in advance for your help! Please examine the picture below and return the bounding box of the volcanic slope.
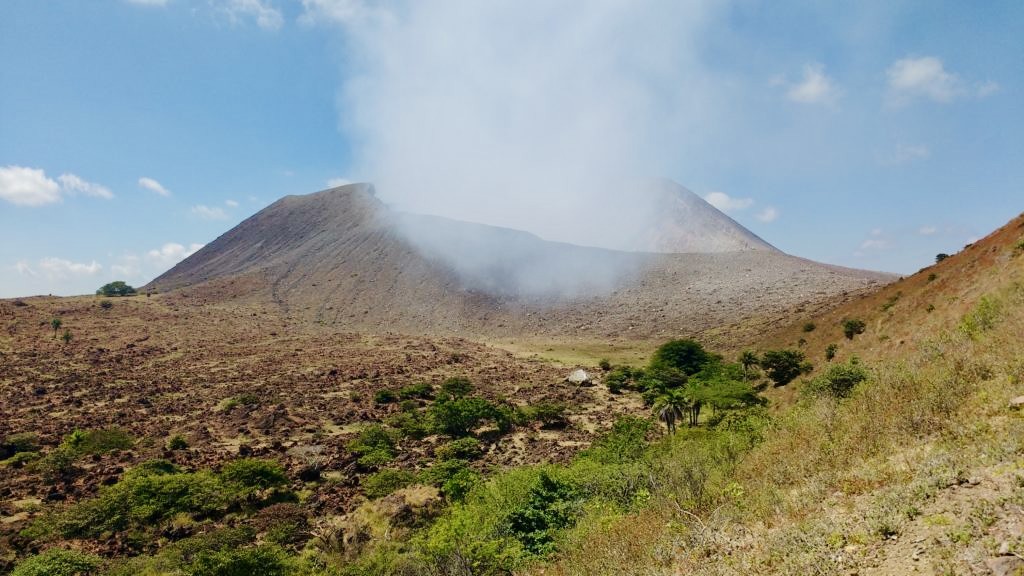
[148,183,891,343]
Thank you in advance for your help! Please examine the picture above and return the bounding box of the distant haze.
[341,1,721,250]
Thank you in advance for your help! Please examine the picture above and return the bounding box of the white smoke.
[337,0,727,250]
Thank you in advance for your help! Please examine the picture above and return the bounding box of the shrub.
[374,389,398,404]
[842,318,867,340]
[99,300,113,310]
[219,459,288,495]
[440,377,474,398]
[579,416,652,465]
[927,273,937,282]
[167,434,189,451]
[802,322,816,333]
[96,281,137,297]
[436,437,483,461]
[430,396,500,437]
[825,343,839,362]
[347,425,396,468]
[959,295,1002,337]
[184,544,292,576]
[598,359,612,371]
[386,410,431,439]
[11,548,102,576]
[419,459,480,500]
[399,382,434,400]
[522,402,568,428]
[506,471,580,556]
[804,358,869,399]
[881,292,901,312]
[1,432,40,459]
[604,366,634,393]
[935,253,950,263]
[362,468,417,498]
[651,339,711,375]
[2,451,40,468]
[759,349,811,386]
[63,427,133,455]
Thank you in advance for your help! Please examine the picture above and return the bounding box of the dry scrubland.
[1,213,1022,576]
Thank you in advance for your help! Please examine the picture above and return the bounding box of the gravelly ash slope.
[147,183,892,341]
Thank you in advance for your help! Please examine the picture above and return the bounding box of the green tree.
[825,343,839,361]
[96,280,137,297]
[759,349,811,386]
[842,318,866,340]
[651,339,711,375]
[653,389,688,434]
[61,329,72,345]
[50,317,62,338]
[739,350,759,373]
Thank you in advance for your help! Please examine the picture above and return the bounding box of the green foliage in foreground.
[25,458,289,540]
[32,428,133,481]
[11,548,102,576]
[803,358,869,399]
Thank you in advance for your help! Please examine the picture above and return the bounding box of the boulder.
[1008,395,1024,410]
[566,369,592,386]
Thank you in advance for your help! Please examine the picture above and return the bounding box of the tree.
[651,339,712,375]
[842,319,866,340]
[935,253,950,263]
[825,343,839,361]
[50,318,62,338]
[61,329,72,345]
[805,358,868,399]
[96,281,137,297]
[759,349,811,386]
[739,350,759,373]
[653,389,688,434]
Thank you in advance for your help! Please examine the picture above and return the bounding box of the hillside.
[147,183,890,345]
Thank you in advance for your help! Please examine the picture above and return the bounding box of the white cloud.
[755,207,778,223]
[57,173,114,199]
[15,261,36,276]
[225,199,239,207]
[785,63,841,106]
[146,242,204,266]
[704,191,753,213]
[299,0,387,26]
[870,228,883,237]
[918,226,937,236]
[218,0,284,30]
[34,257,103,279]
[881,143,930,166]
[860,238,887,250]
[123,0,169,5]
[0,166,113,206]
[139,177,171,196]
[191,204,228,220]
[886,56,961,105]
[327,177,353,188]
[0,166,62,206]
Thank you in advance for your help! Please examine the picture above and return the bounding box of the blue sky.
[1,0,1021,297]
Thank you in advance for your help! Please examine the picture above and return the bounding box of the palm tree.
[50,318,62,338]
[653,389,689,435]
[739,350,759,373]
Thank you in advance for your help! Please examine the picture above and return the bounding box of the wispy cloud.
[146,242,204,266]
[918,226,937,235]
[225,199,239,207]
[191,204,228,220]
[57,173,114,199]
[327,177,353,188]
[139,176,171,196]
[299,0,386,26]
[16,257,104,280]
[123,0,169,5]
[885,56,982,106]
[704,191,754,213]
[785,63,841,107]
[880,143,930,166]
[755,207,779,223]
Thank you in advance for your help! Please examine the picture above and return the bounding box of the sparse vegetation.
[825,343,838,361]
[802,321,816,332]
[759,349,811,386]
[11,548,102,576]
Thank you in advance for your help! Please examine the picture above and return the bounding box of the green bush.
[1,432,40,459]
[842,318,867,340]
[347,425,397,468]
[505,471,580,556]
[825,343,839,362]
[419,459,480,501]
[11,548,102,576]
[578,416,652,465]
[398,382,434,400]
[96,281,137,297]
[603,366,634,393]
[804,358,869,399]
[99,299,113,310]
[440,377,474,398]
[362,468,418,499]
[429,397,500,437]
[436,437,483,461]
[959,295,1002,337]
[219,458,288,495]
[374,389,398,404]
[759,349,811,386]
[2,450,40,468]
[386,410,431,439]
[935,253,949,263]
[598,359,612,371]
[802,322,816,333]
[184,544,292,576]
[63,427,133,455]
[520,402,568,428]
[166,434,189,451]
